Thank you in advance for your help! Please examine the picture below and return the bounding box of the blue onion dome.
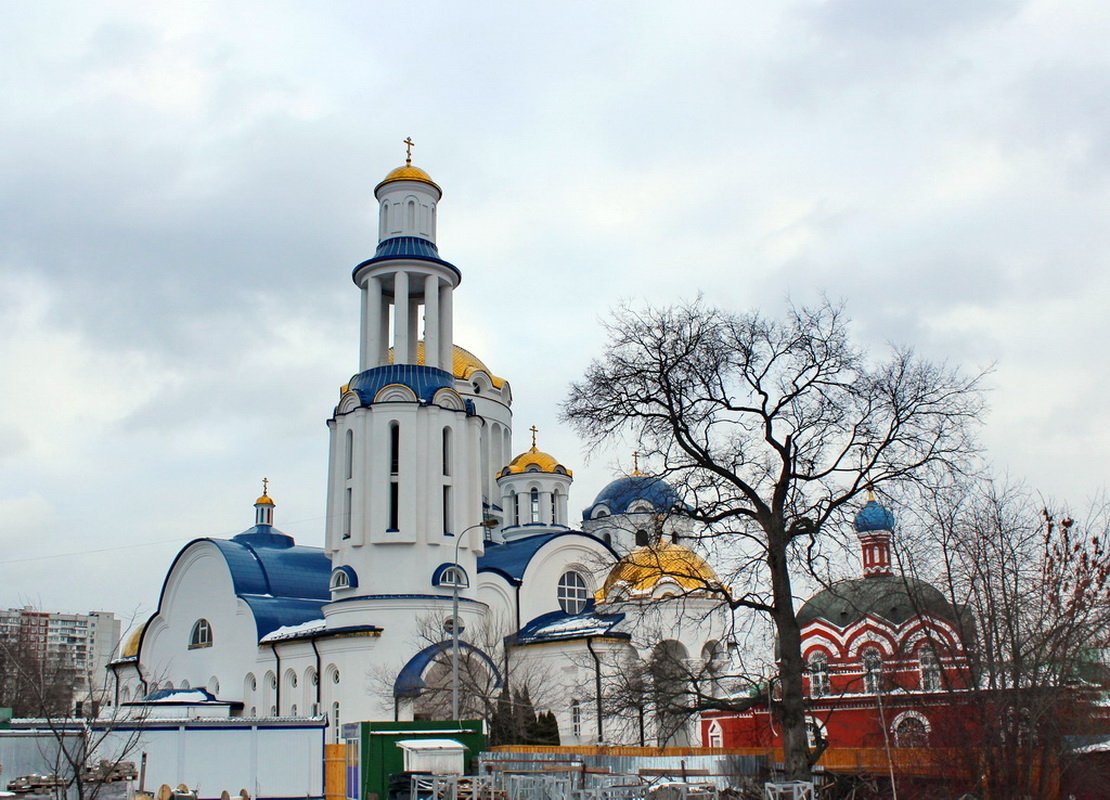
[583,475,681,521]
[854,499,895,533]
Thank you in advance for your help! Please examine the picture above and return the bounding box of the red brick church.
[701,496,973,750]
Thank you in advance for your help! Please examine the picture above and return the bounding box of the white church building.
[111,151,731,747]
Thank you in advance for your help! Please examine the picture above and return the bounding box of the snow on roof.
[145,689,217,704]
[259,618,326,642]
[395,739,467,751]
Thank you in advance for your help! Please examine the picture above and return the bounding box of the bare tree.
[900,480,1110,799]
[562,298,984,780]
[0,626,147,800]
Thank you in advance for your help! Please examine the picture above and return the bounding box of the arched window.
[442,427,452,476]
[406,199,416,229]
[330,568,352,591]
[552,489,561,525]
[706,720,723,748]
[343,487,352,539]
[570,698,582,737]
[180,680,190,689]
[509,490,519,526]
[530,488,540,523]
[557,571,589,614]
[189,619,212,649]
[435,564,468,589]
[344,429,354,479]
[635,529,649,547]
[919,645,941,691]
[893,713,929,747]
[862,648,882,694]
[603,532,612,546]
[290,704,298,717]
[808,652,830,698]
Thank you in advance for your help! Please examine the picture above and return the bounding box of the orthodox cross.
[403,136,415,165]
[529,425,538,449]
[261,477,269,496]
[632,451,641,475]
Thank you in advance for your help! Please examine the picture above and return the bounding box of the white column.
[408,298,420,364]
[363,277,382,371]
[393,271,409,363]
[439,284,453,375]
[424,275,440,369]
[540,492,554,526]
[479,422,491,506]
[377,294,389,366]
[557,492,569,527]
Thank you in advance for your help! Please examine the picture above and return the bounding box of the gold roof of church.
[598,541,720,601]
[376,164,441,193]
[121,625,145,658]
[255,494,274,506]
[387,342,506,389]
[500,446,573,477]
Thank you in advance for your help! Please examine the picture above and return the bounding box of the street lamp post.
[451,518,497,721]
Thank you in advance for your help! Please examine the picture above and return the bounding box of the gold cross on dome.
[403,136,415,165]
[632,451,641,476]
[261,477,269,496]
[529,425,538,449]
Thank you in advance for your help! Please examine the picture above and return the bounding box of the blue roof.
[478,532,611,586]
[353,236,461,282]
[854,500,896,533]
[394,640,502,698]
[157,525,332,642]
[511,608,627,645]
[348,364,455,406]
[582,475,681,520]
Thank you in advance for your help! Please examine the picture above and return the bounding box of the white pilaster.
[439,284,453,376]
[363,277,383,370]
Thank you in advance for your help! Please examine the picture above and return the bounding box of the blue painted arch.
[394,640,503,698]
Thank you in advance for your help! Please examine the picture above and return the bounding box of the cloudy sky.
[2,1,1108,620]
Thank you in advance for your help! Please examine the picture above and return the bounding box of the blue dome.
[583,475,681,521]
[348,364,455,406]
[854,500,895,533]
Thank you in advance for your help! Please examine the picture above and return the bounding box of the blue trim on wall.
[431,562,469,588]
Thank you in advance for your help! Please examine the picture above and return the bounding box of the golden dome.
[375,164,441,194]
[121,624,145,658]
[386,341,507,389]
[500,446,573,478]
[598,541,721,602]
[255,494,274,506]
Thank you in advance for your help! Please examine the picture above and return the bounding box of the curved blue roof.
[348,364,455,406]
[353,236,461,282]
[394,640,502,698]
[478,532,614,586]
[157,525,331,642]
[582,475,681,520]
[854,500,896,533]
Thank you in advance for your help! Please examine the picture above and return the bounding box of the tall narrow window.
[862,648,882,694]
[390,424,400,475]
[809,652,830,698]
[344,429,354,479]
[510,491,519,527]
[443,486,453,535]
[530,488,540,523]
[406,199,416,229]
[552,490,561,525]
[389,422,400,530]
[571,699,581,737]
[920,646,941,691]
[635,529,649,547]
[342,488,352,539]
[442,427,452,476]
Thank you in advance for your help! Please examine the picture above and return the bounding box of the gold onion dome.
[598,541,721,602]
[386,341,507,389]
[255,494,274,506]
[500,446,572,478]
[375,163,441,194]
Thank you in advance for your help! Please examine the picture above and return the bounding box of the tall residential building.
[0,607,122,693]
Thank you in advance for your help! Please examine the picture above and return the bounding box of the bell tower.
[323,142,486,623]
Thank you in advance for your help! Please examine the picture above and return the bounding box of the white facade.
[117,156,730,748]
